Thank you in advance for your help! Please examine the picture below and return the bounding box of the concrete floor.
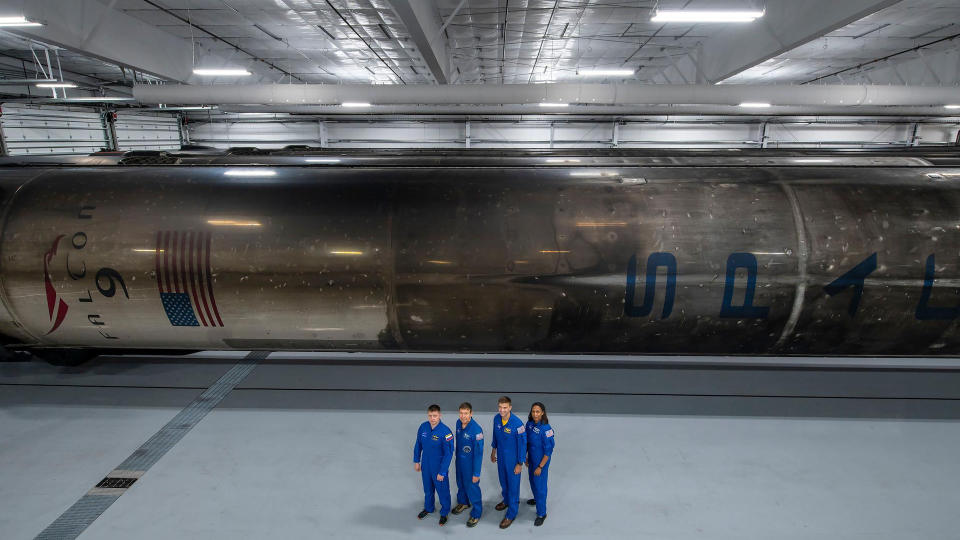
[3,354,960,539]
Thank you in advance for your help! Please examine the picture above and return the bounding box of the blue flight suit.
[492,413,527,520]
[414,421,455,516]
[526,420,556,517]
[455,418,484,519]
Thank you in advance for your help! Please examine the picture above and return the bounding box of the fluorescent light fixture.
[223,169,277,177]
[304,158,342,163]
[36,82,77,88]
[62,97,135,102]
[577,69,635,77]
[739,102,771,108]
[792,159,834,163]
[651,10,764,23]
[546,158,581,163]
[0,16,43,27]
[193,68,252,76]
[538,102,569,107]
[945,105,960,109]
[330,250,364,255]
[341,102,372,107]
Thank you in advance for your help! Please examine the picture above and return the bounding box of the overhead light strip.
[61,97,135,102]
[651,10,764,23]
[577,69,635,77]
[193,68,252,76]
[0,16,43,27]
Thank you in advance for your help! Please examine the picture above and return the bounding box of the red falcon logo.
[43,235,69,335]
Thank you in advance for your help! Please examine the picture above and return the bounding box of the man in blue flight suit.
[490,395,526,529]
[414,404,455,526]
[451,401,484,527]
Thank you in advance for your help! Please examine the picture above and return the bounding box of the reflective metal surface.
[1,150,960,355]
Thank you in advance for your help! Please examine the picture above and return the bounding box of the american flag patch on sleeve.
[445,433,453,441]
[517,425,525,434]
[545,429,554,437]
[476,433,483,440]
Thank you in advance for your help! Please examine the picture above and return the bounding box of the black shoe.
[526,498,536,506]
[535,515,546,526]
[439,515,448,526]
[452,503,470,515]
[495,501,507,511]
[417,510,431,520]
[467,517,479,528]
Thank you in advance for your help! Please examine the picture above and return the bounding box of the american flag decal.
[155,231,223,327]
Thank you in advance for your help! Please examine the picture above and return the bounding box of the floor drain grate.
[95,477,137,489]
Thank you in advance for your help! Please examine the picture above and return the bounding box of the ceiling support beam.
[389,0,450,84]
[699,0,901,84]
[139,0,302,83]
[0,0,272,84]
[806,30,960,84]
[0,0,195,82]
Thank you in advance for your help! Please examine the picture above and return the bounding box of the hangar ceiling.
[0,0,953,116]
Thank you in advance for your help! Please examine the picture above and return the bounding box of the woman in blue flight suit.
[525,402,555,526]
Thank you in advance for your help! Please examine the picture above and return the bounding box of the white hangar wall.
[0,105,957,154]
[185,115,960,150]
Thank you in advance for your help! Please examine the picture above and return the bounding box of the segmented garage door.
[114,111,182,151]
[0,103,108,155]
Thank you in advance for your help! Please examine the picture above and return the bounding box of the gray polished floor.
[2,353,959,539]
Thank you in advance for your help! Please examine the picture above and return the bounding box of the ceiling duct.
[209,104,960,117]
[133,84,960,114]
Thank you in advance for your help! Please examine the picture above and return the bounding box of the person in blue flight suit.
[451,402,484,527]
[490,395,526,529]
[525,401,556,526]
[413,404,455,526]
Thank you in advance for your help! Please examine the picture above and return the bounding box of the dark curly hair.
[528,402,549,425]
